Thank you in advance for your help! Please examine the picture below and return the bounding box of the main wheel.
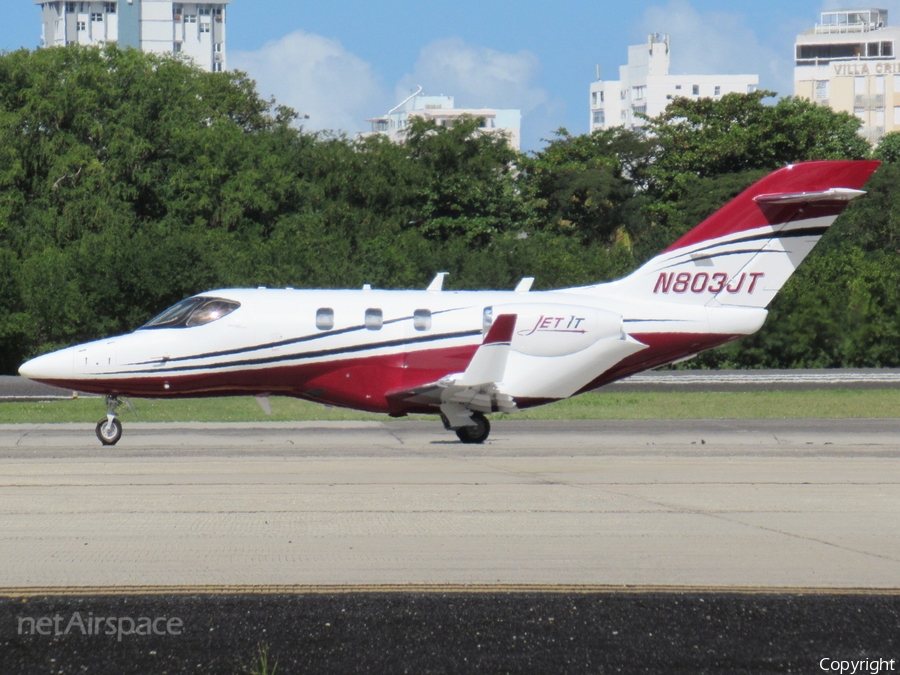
[455,411,490,444]
[96,418,122,446]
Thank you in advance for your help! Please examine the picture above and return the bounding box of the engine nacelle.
[486,303,646,400]
[488,303,624,357]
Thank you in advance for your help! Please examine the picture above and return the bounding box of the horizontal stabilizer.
[753,188,866,204]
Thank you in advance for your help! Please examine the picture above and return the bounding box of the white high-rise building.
[794,8,899,142]
[34,1,229,72]
[365,91,522,151]
[589,34,759,132]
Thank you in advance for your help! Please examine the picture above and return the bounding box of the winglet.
[483,313,516,345]
[455,314,517,386]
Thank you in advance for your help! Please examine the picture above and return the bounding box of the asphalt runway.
[3,419,900,673]
[1,419,899,589]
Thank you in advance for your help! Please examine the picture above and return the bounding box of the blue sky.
[2,0,895,150]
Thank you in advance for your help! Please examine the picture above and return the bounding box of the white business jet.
[19,160,880,445]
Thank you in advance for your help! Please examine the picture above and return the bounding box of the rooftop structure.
[365,91,522,151]
[794,8,900,142]
[34,1,229,72]
[589,34,759,132]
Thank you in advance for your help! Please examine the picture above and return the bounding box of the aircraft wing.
[386,314,518,423]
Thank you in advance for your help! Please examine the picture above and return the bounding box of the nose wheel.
[96,395,124,446]
[96,417,122,445]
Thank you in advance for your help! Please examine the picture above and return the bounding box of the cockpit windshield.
[141,296,240,329]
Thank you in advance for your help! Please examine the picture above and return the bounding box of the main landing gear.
[96,395,123,446]
[445,410,491,444]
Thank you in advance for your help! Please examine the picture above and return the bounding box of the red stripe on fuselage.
[31,332,746,415]
[32,345,479,414]
[574,332,743,395]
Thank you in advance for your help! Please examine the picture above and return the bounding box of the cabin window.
[482,306,493,334]
[315,308,334,331]
[413,309,432,331]
[365,308,383,330]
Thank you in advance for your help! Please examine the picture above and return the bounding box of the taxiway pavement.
[1,419,899,589]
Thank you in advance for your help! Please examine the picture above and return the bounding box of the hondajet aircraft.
[19,160,880,445]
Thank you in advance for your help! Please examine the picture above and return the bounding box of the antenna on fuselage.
[427,272,448,291]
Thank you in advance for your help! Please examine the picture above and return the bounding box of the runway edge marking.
[2,585,900,597]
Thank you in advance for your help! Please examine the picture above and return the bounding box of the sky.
[3,0,900,150]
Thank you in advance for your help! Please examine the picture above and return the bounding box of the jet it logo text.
[519,315,587,336]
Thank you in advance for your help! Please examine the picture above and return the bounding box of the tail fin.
[614,160,880,308]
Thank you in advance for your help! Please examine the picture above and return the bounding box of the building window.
[600,91,604,103]
[105,2,115,13]
[213,62,223,72]
[413,309,432,332]
[632,85,646,99]
[214,42,222,52]
[77,20,86,30]
[199,23,211,33]
[173,42,182,53]
[65,2,75,12]
[884,41,894,58]
[185,15,197,23]
[692,84,700,96]
[199,6,211,14]
[593,111,605,125]
[91,13,102,21]
[675,84,681,90]
[365,309,383,330]
[748,84,757,93]
[591,92,597,105]
[315,308,334,331]
[816,80,830,98]
[714,86,721,96]
[633,105,647,115]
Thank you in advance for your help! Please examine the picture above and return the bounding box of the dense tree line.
[0,45,897,373]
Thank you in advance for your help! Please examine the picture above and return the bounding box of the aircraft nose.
[18,348,75,382]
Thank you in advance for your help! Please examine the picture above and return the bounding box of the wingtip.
[484,314,517,344]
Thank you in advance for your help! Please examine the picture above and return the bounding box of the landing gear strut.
[96,395,123,446]
[455,411,490,444]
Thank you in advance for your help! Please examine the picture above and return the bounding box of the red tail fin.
[610,160,880,308]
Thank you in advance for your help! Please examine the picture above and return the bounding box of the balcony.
[854,94,885,109]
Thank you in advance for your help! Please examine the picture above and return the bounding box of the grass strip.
[0,389,898,424]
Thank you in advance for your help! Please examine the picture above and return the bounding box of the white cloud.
[395,38,562,150]
[396,38,549,115]
[230,31,391,134]
[638,0,792,97]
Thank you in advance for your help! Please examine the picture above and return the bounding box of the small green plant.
[244,643,277,675]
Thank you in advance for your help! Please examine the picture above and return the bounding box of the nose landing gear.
[96,395,123,446]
